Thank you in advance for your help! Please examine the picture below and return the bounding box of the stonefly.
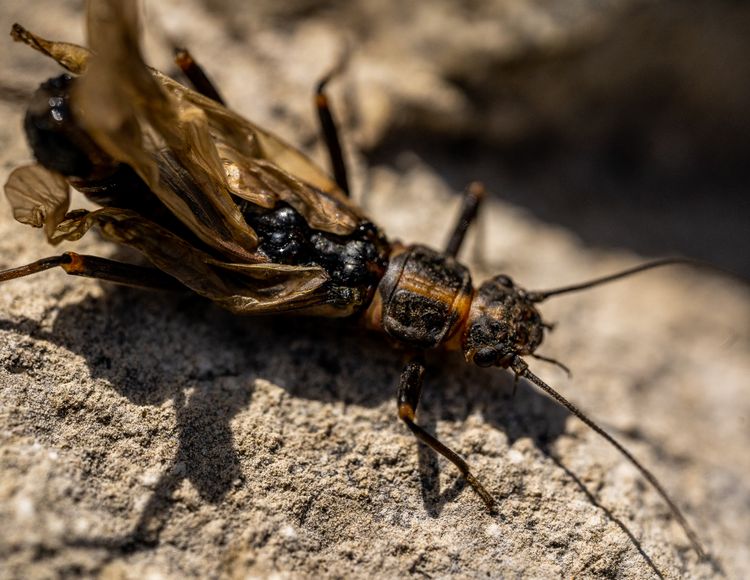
[2,0,722,564]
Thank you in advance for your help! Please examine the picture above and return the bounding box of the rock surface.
[1,1,749,578]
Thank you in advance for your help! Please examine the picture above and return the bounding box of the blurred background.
[212,0,750,274]
[2,0,749,274]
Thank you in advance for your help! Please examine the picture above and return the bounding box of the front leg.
[397,356,496,512]
[444,181,485,258]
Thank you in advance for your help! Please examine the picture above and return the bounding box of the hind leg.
[0,252,183,292]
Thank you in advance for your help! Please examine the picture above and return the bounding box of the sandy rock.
[1,1,748,578]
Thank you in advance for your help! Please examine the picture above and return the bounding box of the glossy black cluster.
[24,74,98,177]
[310,229,381,286]
[249,205,309,264]
[244,204,386,288]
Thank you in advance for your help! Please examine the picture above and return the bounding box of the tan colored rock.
[1,1,748,578]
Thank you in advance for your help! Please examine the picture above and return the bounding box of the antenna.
[525,257,735,303]
[510,356,707,560]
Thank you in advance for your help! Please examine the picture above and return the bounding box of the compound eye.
[473,348,498,367]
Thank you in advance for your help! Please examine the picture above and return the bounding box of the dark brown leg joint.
[315,63,350,196]
[174,47,226,105]
[0,252,182,292]
[444,181,486,258]
[397,356,496,512]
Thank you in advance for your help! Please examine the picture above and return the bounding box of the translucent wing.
[4,164,70,241]
[7,0,372,315]
[76,0,260,262]
[47,207,330,314]
[11,5,363,239]
[10,23,90,75]
[140,58,363,236]
[155,72,363,235]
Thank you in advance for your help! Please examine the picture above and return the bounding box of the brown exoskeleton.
[2,0,715,563]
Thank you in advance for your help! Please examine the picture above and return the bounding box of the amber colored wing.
[10,23,90,75]
[154,72,364,236]
[3,166,331,313]
[55,206,331,314]
[11,10,363,240]
[76,0,261,263]
[82,0,361,238]
[5,0,373,315]
[4,164,70,241]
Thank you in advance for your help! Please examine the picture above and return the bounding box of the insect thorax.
[365,245,474,349]
[363,246,546,362]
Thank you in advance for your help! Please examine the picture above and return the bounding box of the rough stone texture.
[1,1,749,578]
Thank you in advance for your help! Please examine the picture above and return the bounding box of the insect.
[1,0,723,566]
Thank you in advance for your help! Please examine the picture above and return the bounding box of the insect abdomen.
[369,245,473,349]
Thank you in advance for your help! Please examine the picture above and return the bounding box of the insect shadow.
[1,280,576,552]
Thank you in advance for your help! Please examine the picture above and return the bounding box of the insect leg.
[444,182,486,258]
[398,356,496,512]
[173,48,226,105]
[315,63,350,196]
[0,252,183,292]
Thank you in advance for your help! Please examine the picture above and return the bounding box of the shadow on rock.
[2,282,616,552]
[1,287,257,549]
